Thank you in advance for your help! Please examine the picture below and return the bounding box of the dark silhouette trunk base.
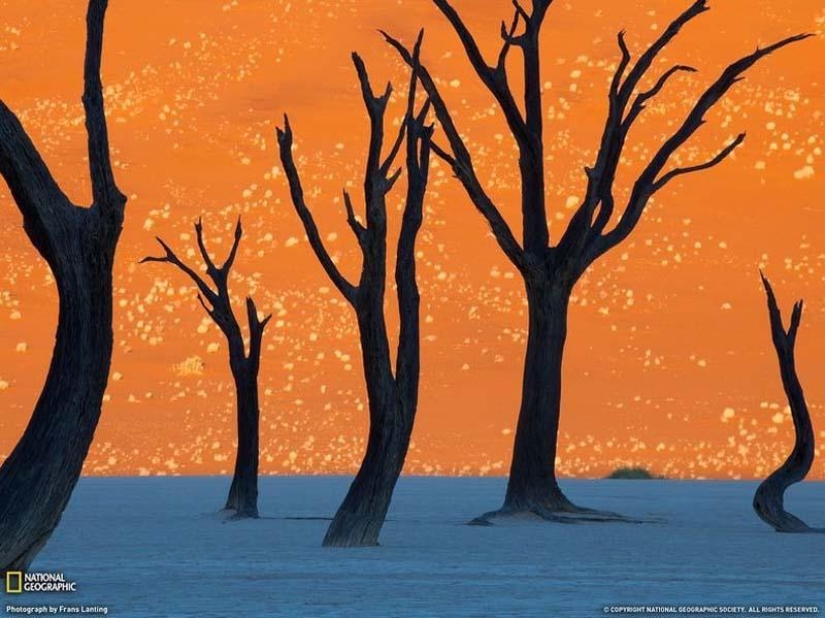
[322,303,415,548]
[224,372,260,519]
[471,281,642,526]
[753,274,824,533]
[323,415,410,547]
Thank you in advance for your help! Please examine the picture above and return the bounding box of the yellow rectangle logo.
[5,571,23,594]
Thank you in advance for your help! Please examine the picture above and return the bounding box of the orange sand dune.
[1,0,824,479]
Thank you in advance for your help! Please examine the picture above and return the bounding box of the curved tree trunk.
[322,301,416,547]
[753,274,822,533]
[323,412,413,546]
[224,365,261,518]
[0,212,121,572]
[0,0,124,573]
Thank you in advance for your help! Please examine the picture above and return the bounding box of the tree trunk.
[0,208,122,573]
[471,270,633,525]
[322,303,413,547]
[753,274,822,533]
[278,51,429,546]
[142,222,270,520]
[224,365,260,518]
[322,408,412,547]
[503,277,571,514]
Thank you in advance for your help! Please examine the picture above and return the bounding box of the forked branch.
[584,30,811,262]
[140,217,269,361]
[383,30,526,270]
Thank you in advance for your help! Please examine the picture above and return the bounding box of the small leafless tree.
[753,273,823,533]
[384,0,809,523]
[142,218,271,518]
[277,42,432,546]
[0,0,126,572]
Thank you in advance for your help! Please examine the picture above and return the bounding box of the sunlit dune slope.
[1,0,824,479]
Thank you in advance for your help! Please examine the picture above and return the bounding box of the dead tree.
[384,0,810,523]
[0,0,126,573]
[753,274,823,533]
[277,42,432,546]
[142,218,271,518]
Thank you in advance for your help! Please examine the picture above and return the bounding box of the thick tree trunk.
[0,209,121,573]
[322,405,412,547]
[753,275,822,533]
[224,366,260,518]
[323,299,414,547]
[504,278,571,513]
[472,270,635,525]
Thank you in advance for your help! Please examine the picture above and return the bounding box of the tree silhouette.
[753,274,823,533]
[142,218,271,518]
[384,0,810,523]
[0,0,126,572]
[277,41,432,546]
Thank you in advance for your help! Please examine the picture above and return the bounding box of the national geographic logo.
[5,572,22,595]
[4,572,77,594]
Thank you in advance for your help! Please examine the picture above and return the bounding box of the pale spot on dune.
[175,356,205,377]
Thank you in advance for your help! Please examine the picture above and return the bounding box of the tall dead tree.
[277,42,432,546]
[0,0,126,572]
[142,218,271,518]
[753,274,823,533]
[385,0,810,523]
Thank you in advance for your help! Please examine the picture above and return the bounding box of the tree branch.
[142,221,262,363]
[193,217,220,278]
[431,0,549,252]
[352,52,396,232]
[560,2,709,259]
[383,30,526,271]
[761,271,803,353]
[652,132,746,192]
[623,65,697,131]
[618,0,709,105]
[222,216,243,274]
[140,237,218,305]
[83,0,123,208]
[430,0,528,143]
[342,190,367,246]
[590,31,811,261]
[563,2,709,258]
[395,56,434,407]
[0,103,75,259]
[276,115,358,304]
[246,296,272,369]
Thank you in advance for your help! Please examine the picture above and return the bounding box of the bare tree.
[142,218,270,518]
[277,42,432,546]
[0,0,126,572]
[384,0,810,523]
[753,274,823,533]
